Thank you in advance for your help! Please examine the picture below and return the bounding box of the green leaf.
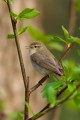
[25,102,34,115]
[51,36,67,43]
[62,26,69,38]
[42,80,64,104]
[62,60,80,82]
[17,8,40,20]
[18,26,28,35]
[62,26,80,44]
[17,112,23,120]
[43,86,57,104]
[49,34,80,44]
[74,66,80,73]
[9,113,17,119]
[49,80,64,89]
[28,26,49,44]
[73,93,80,107]
[9,0,14,4]
[8,34,15,39]
[8,26,28,39]
[64,36,80,44]
[10,12,17,18]
[68,84,76,92]
[48,42,64,51]
[43,80,64,91]
[70,36,80,44]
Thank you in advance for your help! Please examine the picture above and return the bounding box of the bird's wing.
[30,53,64,76]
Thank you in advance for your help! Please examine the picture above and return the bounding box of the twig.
[28,83,80,120]
[28,82,72,120]
[35,85,67,113]
[59,43,74,61]
[26,85,67,120]
[24,77,29,119]
[29,75,49,95]
[57,1,77,119]
[6,1,29,119]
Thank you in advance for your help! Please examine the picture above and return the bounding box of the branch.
[29,75,49,95]
[6,1,29,119]
[28,83,80,120]
[59,43,74,61]
[38,85,67,113]
[6,0,27,89]
[24,77,29,119]
[27,85,68,120]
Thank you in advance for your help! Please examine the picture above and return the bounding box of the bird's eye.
[34,46,37,48]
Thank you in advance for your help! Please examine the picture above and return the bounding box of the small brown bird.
[26,42,64,79]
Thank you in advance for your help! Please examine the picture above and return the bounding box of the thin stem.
[35,85,67,113]
[24,77,29,119]
[59,43,74,61]
[7,0,27,89]
[6,1,29,119]
[29,75,49,95]
[28,83,80,120]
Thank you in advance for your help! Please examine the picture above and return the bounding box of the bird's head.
[26,42,44,55]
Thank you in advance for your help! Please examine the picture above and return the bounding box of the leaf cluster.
[2,0,80,119]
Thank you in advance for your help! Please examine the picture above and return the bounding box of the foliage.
[9,112,23,120]
[42,59,80,105]
[10,8,40,20]
[2,0,80,120]
[42,80,64,104]
[8,26,29,39]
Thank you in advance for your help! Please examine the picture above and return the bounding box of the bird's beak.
[25,46,30,49]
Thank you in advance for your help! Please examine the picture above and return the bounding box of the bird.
[26,41,64,79]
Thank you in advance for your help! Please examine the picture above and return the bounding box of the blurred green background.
[0,0,80,120]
